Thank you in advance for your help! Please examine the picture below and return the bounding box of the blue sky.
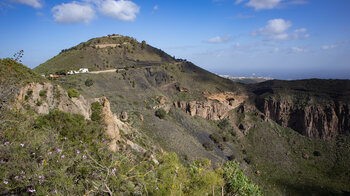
[0,0,349,79]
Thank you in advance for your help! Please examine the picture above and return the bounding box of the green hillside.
[30,36,350,195]
[0,57,264,195]
[34,34,176,75]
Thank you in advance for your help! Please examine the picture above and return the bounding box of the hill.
[34,34,176,75]
[0,58,264,195]
[29,36,350,195]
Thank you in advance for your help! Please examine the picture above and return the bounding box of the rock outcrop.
[16,82,94,119]
[174,92,247,120]
[174,100,233,120]
[100,97,132,151]
[256,97,350,139]
[16,83,131,151]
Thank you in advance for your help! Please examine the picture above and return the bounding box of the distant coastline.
[218,74,273,84]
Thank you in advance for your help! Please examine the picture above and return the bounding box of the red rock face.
[258,97,350,139]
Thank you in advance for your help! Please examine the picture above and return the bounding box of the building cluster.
[67,68,89,75]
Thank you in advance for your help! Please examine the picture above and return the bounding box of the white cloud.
[321,40,349,50]
[235,0,308,10]
[292,28,310,39]
[98,0,140,21]
[252,18,291,40]
[279,0,308,7]
[321,45,337,50]
[207,34,232,44]
[11,0,42,8]
[246,0,281,10]
[153,5,158,10]
[52,2,95,24]
[252,19,309,40]
[290,46,306,53]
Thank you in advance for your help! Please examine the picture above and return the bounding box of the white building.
[67,68,89,75]
[79,68,89,73]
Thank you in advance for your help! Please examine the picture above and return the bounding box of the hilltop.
[34,34,176,75]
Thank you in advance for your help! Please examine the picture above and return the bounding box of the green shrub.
[91,102,102,121]
[141,40,146,49]
[67,88,80,98]
[186,159,224,195]
[218,118,232,130]
[84,79,94,87]
[39,90,47,98]
[155,108,166,119]
[209,133,223,144]
[26,89,33,96]
[36,101,42,106]
[223,161,262,196]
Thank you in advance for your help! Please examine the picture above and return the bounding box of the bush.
[67,88,80,98]
[155,108,166,119]
[85,79,94,87]
[91,102,102,121]
[313,151,321,157]
[218,118,232,130]
[202,142,213,151]
[39,90,46,98]
[36,101,42,106]
[209,133,223,144]
[141,40,146,49]
[26,89,33,96]
[223,161,262,196]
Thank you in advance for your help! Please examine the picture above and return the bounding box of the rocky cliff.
[174,92,247,120]
[256,96,350,139]
[16,82,94,119]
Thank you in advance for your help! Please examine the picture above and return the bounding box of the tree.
[85,79,94,87]
[155,108,166,119]
[141,40,146,49]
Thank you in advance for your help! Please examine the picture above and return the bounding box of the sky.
[0,0,349,79]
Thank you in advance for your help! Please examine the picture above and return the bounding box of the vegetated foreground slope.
[1,58,262,195]
[33,35,350,195]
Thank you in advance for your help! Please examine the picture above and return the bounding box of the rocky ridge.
[15,82,153,156]
[256,96,350,139]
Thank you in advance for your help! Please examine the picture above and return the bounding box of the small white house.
[67,68,89,75]
[79,68,89,73]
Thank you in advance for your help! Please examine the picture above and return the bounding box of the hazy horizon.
[1,0,349,80]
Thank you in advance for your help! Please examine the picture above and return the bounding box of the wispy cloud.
[235,0,245,4]
[235,0,308,10]
[206,34,232,44]
[252,18,309,40]
[52,2,95,24]
[246,0,280,10]
[321,40,349,50]
[236,13,255,19]
[290,46,307,53]
[153,5,158,11]
[10,0,42,8]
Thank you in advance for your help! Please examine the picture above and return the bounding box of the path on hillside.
[88,62,182,74]
[89,69,117,74]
